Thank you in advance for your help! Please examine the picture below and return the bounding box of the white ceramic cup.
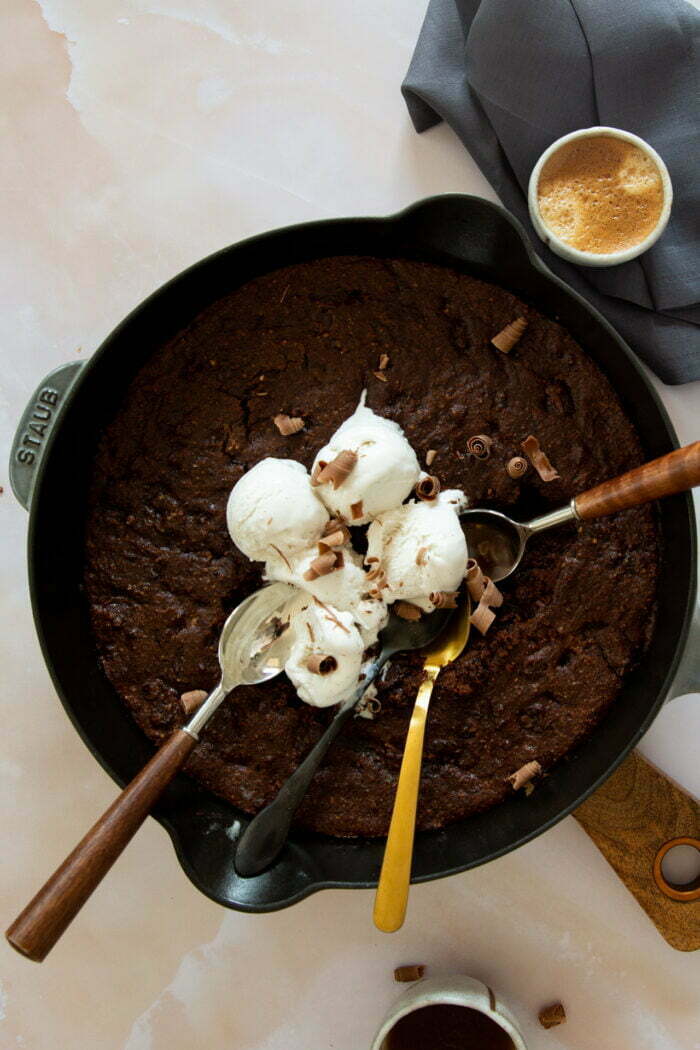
[370,975,527,1049]
[527,125,672,268]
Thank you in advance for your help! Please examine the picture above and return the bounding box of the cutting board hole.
[653,838,700,901]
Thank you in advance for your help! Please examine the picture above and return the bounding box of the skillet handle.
[574,441,700,520]
[6,729,197,962]
[9,361,83,510]
[574,752,700,952]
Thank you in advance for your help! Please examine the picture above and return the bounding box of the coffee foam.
[537,135,664,254]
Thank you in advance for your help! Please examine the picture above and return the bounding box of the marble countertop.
[2,2,698,1047]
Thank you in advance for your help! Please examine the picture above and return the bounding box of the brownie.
[84,257,659,837]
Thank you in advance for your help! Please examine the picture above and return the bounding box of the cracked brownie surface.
[84,257,659,836]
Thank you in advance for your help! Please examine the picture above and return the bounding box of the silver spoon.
[234,606,452,878]
[6,582,296,962]
[462,441,700,582]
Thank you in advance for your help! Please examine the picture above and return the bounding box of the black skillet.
[8,196,699,929]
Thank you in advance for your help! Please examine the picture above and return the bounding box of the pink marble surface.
[1,2,699,1048]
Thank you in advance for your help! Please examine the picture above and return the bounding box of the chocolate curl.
[481,576,503,608]
[273,413,305,436]
[394,965,425,983]
[314,449,358,489]
[416,546,428,567]
[465,558,485,601]
[506,455,529,479]
[521,435,559,482]
[350,499,364,520]
[538,1003,566,1030]
[466,434,493,460]
[415,474,440,501]
[469,599,496,635]
[430,590,459,609]
[507,760,542,791]
[491,316,528,353]
[425,448,437,467]
[306,654,338,675]
[366,565,385,582]
[373,370,388,382]
[378,353,390,370]
[303,550,343,581]
[180,690,208,718]
[318,529,347,554]
[323,518,351,544]
[394,601,423,621]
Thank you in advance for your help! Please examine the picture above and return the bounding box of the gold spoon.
[373,600,471,933]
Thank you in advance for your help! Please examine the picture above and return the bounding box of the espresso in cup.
[536,133,665,255]
[384,1004,515,1050]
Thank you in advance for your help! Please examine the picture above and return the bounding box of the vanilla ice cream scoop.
[366,490,469,611]
[265,545,388,647]
[311,393,421,525]
[226,458,329,561]
[284,601,365,707]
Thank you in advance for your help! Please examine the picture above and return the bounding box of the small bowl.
[528,126,672,268]
[370,975,527,1050]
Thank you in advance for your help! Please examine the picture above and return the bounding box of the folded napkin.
[403,0,700,384]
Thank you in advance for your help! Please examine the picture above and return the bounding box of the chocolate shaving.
[481,576,503,608]
[306,654,338,675]
[365,555,379,565]
[273,413,305,436]
[323,518,351,544]
[366,565,385,582]
[491,316,528,353]
[506,455,529,479]
[180,690,208,718]
[415,474,440,501]
[465,558,485,601]
[416,546,428,566]
[318,529,347,553]
[306,622,315,643]
[373,370,388,382]
[521,435,559,482]
[469,599,496,635]
[312,597,351,633]
[425,448,437,467]
[466,434,493,460]
[303,550,342,581]
[314,449,358,489]
[538,1003,566,1029]
[350,500,364,520]
[394,601,423,621]
[279,285,290,303]
[507,760,542,791]
[378,353,390,370]
[394,965,425,983]
[311,460,327,485]
[430,590,459,609]
[269,543,292,570]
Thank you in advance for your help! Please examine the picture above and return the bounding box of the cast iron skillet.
[10,195,699,912]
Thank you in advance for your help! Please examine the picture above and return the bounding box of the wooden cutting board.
[575,751,700,951]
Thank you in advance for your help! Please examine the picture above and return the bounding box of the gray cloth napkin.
[402,0,700,384]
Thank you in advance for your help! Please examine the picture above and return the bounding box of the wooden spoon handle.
[574,751,700,951]
[6,729,197,962]
[374,671,438,933]
[574,441,700,520]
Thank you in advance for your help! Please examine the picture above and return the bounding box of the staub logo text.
[16,387,60,465]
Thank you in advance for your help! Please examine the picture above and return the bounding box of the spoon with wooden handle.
[461,440,700,582]
[373,601,471,933]
[6,583,296,962]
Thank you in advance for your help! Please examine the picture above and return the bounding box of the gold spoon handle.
[373,668,440,933]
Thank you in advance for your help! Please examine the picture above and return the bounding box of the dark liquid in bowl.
[385,1004,515,1049]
